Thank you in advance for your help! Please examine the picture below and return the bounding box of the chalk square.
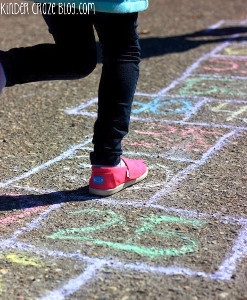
[17,201,244,278]
[171,76,247,99]
[124,121,227,161]
[217,43,247,57]
[188,100,247,126]
[193,57,247,77]
[0,122,228,197]
[0,250,87,299]
[12,148,190,201]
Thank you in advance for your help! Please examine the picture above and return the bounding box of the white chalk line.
[221,19,247,25]
[96,199,247,226]
[0,240,228,281]
[213,54,247,60]
[8,204,61,241]
[0,185,54,194]
[130,115,247,131]
[213,226,247,280]
[195,73,247,80]
[1,216,246,283]
[205,97,247,104]
[149,129,240,204]
[64,94,247,128]
[217,42,247,48]
[65,98,97,115]
[135,92,159,97]
[39,262,105,300]
[3,185,247,227]
[0,138,92,187]
[131,164,174,190]
[204,19,225,31]
[78,146,198,163]
[183,97,208,121]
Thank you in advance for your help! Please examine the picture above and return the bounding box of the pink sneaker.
[89,157,148,196]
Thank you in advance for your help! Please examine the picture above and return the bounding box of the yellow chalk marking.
[5,253,42,268]
[226,105,247,121]
[211,102,247,121]
[225,47,247,56]
[211,102,228,112]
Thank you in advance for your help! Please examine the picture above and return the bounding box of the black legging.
[0,7,141,166]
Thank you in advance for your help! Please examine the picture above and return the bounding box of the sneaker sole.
[89,169,148,197]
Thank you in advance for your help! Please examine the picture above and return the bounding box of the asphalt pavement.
[0,0,247,299]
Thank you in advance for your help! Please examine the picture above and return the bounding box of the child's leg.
[91,12,141,166]
[0,6,97,87]
[88,13,147,196]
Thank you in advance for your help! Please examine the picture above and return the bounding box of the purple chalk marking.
[148,129,240,204]
[65,93,158,117]
[39,262,105,300]
[0,138,92,187]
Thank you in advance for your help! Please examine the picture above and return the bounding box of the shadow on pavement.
[97,26,247,61]
[0,187,98,211]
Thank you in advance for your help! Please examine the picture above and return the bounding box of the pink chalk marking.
[0,194,47,227]
[134,130,172,138]
[0,206,47,226]
[203,58,247,74]
[131,125,222,152]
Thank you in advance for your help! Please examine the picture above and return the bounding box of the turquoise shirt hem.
[30,0,148,13]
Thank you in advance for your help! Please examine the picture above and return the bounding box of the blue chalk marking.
[133,97,192,115]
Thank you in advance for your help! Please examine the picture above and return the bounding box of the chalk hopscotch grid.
[1,19,247,298]
[1,198,247,283]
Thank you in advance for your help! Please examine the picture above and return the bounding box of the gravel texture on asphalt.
[1,0,247,299]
